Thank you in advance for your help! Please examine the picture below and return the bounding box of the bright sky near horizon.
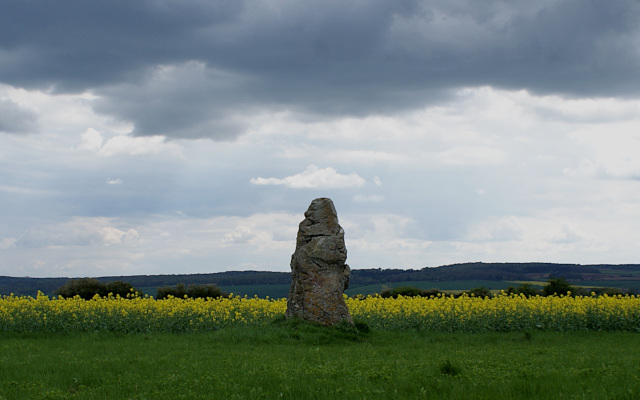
[2,0,640,278]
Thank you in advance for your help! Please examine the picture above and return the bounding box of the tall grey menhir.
[285,198,353,325]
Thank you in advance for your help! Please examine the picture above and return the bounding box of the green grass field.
[1,322,639,400]
[345,280,515,296]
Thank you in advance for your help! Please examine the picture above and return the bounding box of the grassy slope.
[1,326,639,399]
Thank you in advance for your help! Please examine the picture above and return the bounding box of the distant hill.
[2,262,640,297]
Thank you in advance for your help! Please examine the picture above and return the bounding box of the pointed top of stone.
[300,197,342,237]
[305,197,337,220]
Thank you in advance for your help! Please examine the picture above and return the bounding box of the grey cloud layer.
[0,99,38,134]
[2,0,639,138]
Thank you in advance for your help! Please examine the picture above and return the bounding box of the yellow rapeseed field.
[1,292,639,333]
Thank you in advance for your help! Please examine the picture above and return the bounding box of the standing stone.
[285,198,353,325]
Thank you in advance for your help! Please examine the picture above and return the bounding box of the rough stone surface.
[285,198,353,326]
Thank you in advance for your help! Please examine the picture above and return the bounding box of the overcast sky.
[2,0,640,278]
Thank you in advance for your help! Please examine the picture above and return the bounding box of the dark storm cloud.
[2,0,639,139]
[0,0,242,90]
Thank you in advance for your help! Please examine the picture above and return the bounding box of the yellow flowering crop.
[0,292,286,333]
[1,292,639,333]
[347,292,640,332]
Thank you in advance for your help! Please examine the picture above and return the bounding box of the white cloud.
[13,217,140,248]
[97,135,182,157]
[337,150,402,163]
[545,224,586,244]
[466,216,525,242]
[100,227,140,245]
[250,165,366,189]
[343,214,418,243]
[1,84,131,139]
[106,178,123,185]
[435,146,507,165]
[564,127,640,180]
[221,225,255,244]
[529,95,640,123]
[0,237,17,249]
[78,128,103,151]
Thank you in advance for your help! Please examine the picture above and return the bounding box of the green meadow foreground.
[1,293,639,399]
[1,324,639,400]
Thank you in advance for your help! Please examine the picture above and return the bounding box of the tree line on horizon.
[49,276,631,301]
[2,262,640,297]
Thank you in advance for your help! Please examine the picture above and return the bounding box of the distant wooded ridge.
[2,262,640,297]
